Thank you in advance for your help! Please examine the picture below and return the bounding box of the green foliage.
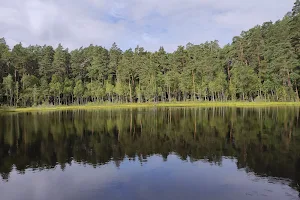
[52,44,68,77]
[73,80,84,103]
[63,77,73,96]
[114,80,125,102]
[49,74,63,105]
[87,46,109,81]
[40,77,49,103]
[231,63,260,100]
[21,75,39,106]
[39,45,54,78]
[2,75,13,106]
[105,80,114,102]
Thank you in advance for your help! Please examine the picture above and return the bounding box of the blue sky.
[0,0,295,52]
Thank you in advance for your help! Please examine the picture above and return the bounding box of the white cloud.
[0,0,295,52]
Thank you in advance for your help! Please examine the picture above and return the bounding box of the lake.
[0,107,300,200]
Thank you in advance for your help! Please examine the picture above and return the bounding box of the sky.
[0,0,295,52]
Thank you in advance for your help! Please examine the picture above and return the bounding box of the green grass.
[1,101,300,113]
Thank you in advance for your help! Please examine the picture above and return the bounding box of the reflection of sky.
[0,155,298,200]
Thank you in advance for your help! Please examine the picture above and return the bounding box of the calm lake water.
[1,107,300,200]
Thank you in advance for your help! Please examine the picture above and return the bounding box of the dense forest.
[1,108,300,190]
[0,1,300,106]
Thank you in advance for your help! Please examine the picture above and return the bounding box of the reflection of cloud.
[0,0,294,52]
[0,156,298,200]
[0,162,120,200]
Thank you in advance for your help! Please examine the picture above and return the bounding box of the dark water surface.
[1,107,300,200]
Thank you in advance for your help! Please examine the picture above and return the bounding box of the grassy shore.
[1,101,300,113]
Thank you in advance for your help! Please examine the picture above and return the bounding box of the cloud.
[0,0,295,52]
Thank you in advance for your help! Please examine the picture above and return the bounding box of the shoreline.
[1,102,300,113]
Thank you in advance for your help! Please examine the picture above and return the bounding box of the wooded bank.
[0,1,300,107]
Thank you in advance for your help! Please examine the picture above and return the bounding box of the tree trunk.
[227,63,231,84]
[10,89,12,106]
[199,89,201,101]
[194,109,197,139]
[14,70,17,82]
[168,85,171,102]
[222,89,225,101]
[192,70,196,101]
[296,86,299,101]
[287,69,292,88]
[129,78,132,103]
[239,41,245,64]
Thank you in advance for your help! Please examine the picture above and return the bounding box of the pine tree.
[39,45,54,79]
[52,44,68,78]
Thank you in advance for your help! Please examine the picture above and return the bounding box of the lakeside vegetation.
[2,101,300,113]
[0,1,300,107]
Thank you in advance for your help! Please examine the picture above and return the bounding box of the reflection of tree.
[0,107,300,190]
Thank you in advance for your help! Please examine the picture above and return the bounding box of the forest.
[0,1,300,106]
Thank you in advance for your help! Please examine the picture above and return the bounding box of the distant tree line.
[0,1,300,106]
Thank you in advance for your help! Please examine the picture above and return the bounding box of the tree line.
[0,1,300,107]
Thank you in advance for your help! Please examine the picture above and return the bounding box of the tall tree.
[52,44,68,78]
[2,75,13,106]
[39,45,54,79]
